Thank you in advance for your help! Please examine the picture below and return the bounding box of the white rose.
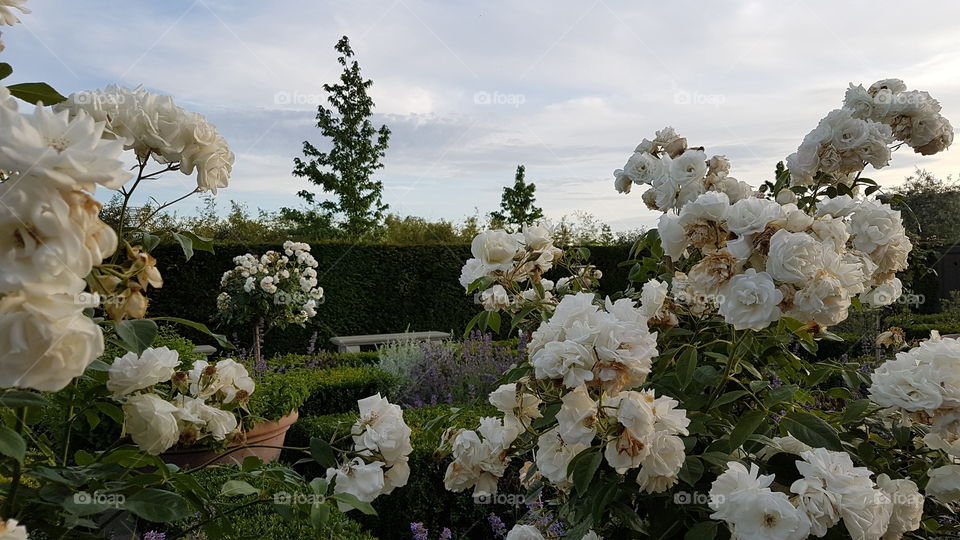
[0,519,29,540]
[868,355,943,412]
[877,474,923,539]
[325,458,386,511]
[0,291,104,392]
[679,191,730,224]
[670,149,708,184]
[623,151,667,184]
[471,230,520,272]
[556,385,598,446]
[859,278,903,308]
[926,465,960,503]
[638,279,668,319]
[709,462,775,517]
[718,484,811,540]
[724,197,785,235]
[791,273,851,327]
[849,199,905,254]
[718,269,783,331]
[535,428,588,485]
[107,346,181,397]
[123,394,180,455]
[766,230,827,285]
[522,222,553,251]
[352,393,413,464]
[489,384,542,434]
[480,284,511,311]
[776,189,797,205]
[657,213,687,260]
[531,340,595,388]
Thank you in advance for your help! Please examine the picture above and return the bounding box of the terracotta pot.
[161,410,299,468]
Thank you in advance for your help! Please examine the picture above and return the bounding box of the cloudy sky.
[5,0,960,230]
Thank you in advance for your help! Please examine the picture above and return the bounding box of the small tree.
[490,164,544,230]
[292,35,390,239]
[890,168,960,243]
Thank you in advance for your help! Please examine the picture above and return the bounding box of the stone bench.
[330,331,450,353]
[192,345,218,356]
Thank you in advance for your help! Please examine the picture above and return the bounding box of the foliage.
[291,35,391,240]
[285,403,517,538]
[245,370,313,424]
[292,366,397,417]
[889,169,960,243]
[381,214,480,245]
[490,165,544,230]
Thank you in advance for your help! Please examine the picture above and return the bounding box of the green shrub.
[285,403,523,538]
[102,324,205,368]
[269,351,380,370]
[884,312,960,339]
[293,366,396,416]
[247,370,313,424]
[146,242,634,356]
[170,465,377,540]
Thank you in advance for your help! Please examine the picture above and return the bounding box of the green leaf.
[309,477,329,495]
[329,492,376,515]
[677,348,698,388]
[684,521,718,540]
[310,501,331,528]
[0,390,49,408]
[728,410,766,450]
[310,437,337,468]
[7,82,67,105]
[180,230,215,253]
[141,233,161,253]
[0,63,11,80]
[782,412,841,451]
[841,399,871,423]
[713,391,748,407]
[221,480,259,497]
[678,457,704,486]
[171,232,195,261]
[765,385,799,407]
[115,319,158,354]
[150,317,233,349]
[569,447,603,495]
[74,450,95,466]
[0,425,26,462]
[93,402,124,424]
[124,489,191,522]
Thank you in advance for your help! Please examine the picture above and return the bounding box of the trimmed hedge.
[883,312,960,340]
[247,370,313,424]
[269,352,381,370]
[146,243,633,355]
[292,366,397,416]
[284,403,524,539]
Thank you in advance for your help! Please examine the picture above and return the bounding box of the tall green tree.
[889,169,960,243]
[490,164,543,230]
[292,35,390,239]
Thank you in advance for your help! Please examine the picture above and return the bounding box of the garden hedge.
[284,403,525,539]
[883,312,960,340]
[146,243,633,355]
[292,366,397,416]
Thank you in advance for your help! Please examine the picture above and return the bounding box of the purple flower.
[143,532,166,540]
[410,522,429,540]
[488,513,508,539]
[439,528,453,540]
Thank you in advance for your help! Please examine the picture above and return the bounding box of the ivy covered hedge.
[285,403,524,539]
[146,243,633,356]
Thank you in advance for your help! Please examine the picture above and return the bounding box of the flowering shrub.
[216,241,324,362]
[444,79,958,539]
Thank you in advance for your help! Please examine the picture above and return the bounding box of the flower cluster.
[869,333,960,460]
[503,524,599,540]
[613,127,754,212]
[217,241,324,325]
[787,79,952,185]
[459,223,566,311]
[56,85,234,193]
[0,89,128,391]
[326,394,413,511]
[444,293,689,501]
[845,79,954,156]
[654,190,910,330]
[710,447,922,540]
[108,347,253,455]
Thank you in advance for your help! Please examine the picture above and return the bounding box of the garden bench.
[192,345,218,356]
[330,331,450,353]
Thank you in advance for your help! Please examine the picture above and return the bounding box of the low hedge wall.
[291,366,397,417]
[285,403,524,539]
[146,242,633,356]
[884,312,960,340]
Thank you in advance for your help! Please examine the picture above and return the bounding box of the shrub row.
[146,242,633,355]
[884,312,960,340]
[289,366,397,417]
[284,403,525,539]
